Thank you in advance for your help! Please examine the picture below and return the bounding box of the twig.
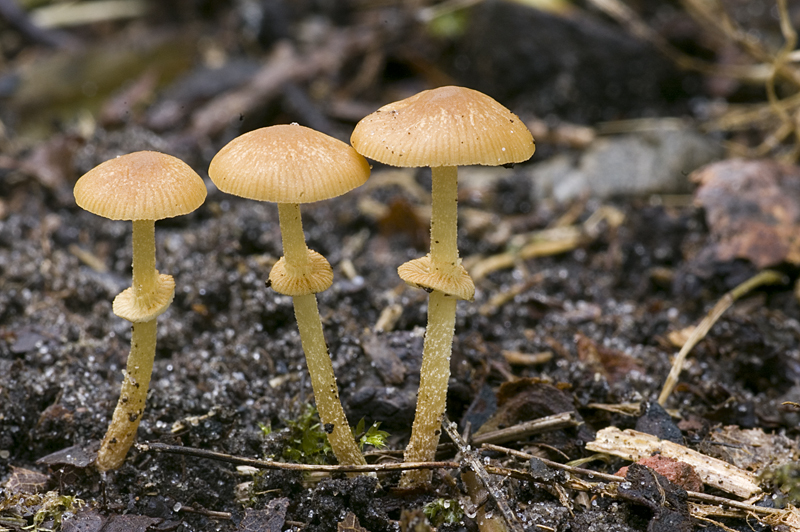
[177,505,232,520]
[482,444,783,518]
[136,442,456,472]
[472,412,579,446]
[679,0,800,88]
[0,0,77,48]
[482,444,622,483]
[442,416,524,532]
[191,29,375,137]
[585,0,771,83]
[658,269,786,405]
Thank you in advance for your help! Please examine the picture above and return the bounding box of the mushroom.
[351,86,535,486]
[73,151,207,471]
[208,124,370,467]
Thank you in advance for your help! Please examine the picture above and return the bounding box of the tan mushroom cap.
[113,274,176,322]
[351,86,535,168]
[269,251,334,296]
[209,124,371,204]
[74,151,207,221]
[398,255,475,301]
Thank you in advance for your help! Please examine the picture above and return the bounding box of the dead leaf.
[692,159,800,268]
[703,426,800,473]
[5,466,49,495]
[36,443,98,469]
[338,512,368,532]
[238,498,289,532]
[575,333,643,383]
[475,379,595,451]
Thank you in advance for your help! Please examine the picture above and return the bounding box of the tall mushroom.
[208,124,370,467]
[351,86,535,486]
[73,151,207,471]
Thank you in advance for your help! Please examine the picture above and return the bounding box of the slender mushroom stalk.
[401,166,459,486]
[74,151,207,472]
[208,124,371,468]
[131,220,158,305]
[429,166,459,277]
[351,86,535,487]
[97,319,157,471]
[277,202,366,467]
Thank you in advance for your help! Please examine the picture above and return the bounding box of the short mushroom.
[73,151,207,471]
[351,86,534,486]
[208,123,370,467]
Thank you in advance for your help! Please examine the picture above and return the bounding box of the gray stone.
[531,127,723,201]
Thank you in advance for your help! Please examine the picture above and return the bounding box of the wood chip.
[586,427,761,498]
[501,349,553,366]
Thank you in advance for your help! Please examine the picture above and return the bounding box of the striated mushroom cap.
[351,86,535,168]
[74,151,207,221]
[269,250,333,296]
[398,255,475,301]
[208,124,371,204]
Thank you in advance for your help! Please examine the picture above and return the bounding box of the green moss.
[352,418,389,451]
[761,462,800,506]
[0,491,83,532]
[423,498,463,526]
[282,404,333,465]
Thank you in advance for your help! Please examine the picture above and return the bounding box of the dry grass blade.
[589,0,800,160]
[31,0,148,28]
[658,269,785,406]
[469,205,624,282]
[585,0,770,82]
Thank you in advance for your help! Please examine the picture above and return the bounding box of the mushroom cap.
[74,151,207,221]
[113,274,176,322]
[269,250,333,296]
[351,86,535,168]
[398,255,475,301]
[208,124,371,204]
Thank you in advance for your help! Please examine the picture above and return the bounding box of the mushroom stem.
[429,166,459,275]
[401,165,461,487]
[132,220,158,305]
[277,203,366,468]
[96,318,157,471]
[293,293,366,467]
[400,290,457,487]
[278,203,310,274]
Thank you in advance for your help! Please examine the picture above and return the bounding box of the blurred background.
[1,0,799,210]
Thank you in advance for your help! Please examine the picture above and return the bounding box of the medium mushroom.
[208,123,370,467]
[351,86,535,486]
[73,151,207,471]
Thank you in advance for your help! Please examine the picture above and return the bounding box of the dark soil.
[1,1,799,531]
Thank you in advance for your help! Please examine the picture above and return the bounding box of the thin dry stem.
[658,269,785,406]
